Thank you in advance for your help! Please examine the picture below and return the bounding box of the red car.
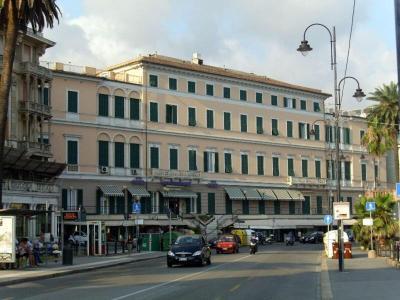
[216,235,239,254]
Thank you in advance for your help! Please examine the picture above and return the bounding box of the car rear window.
[219,236,234,242]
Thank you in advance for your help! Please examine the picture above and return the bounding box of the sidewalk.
[320,247,400,300]
[0,251,164,287]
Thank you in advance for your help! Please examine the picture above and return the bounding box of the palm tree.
[0,1,60,209]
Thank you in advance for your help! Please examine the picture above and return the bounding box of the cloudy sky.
[43,0,396,110]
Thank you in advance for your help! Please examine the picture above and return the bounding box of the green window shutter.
[196,193,202,214]
[314,125,320,140]
[223,87,230,99]
[361,164,367,181]
[271,95,277,106]
[224,112,231,130]
[203,152,208,172]
[208,193,215,214]
[344,128,351,144]
[302,159,308,178]
[130,98,140,120]
[256,117,263,134]
[43,88,49,106]
[189,150,197,171]
[67,91,78,113]
[313,102,320,112]
[169,148,178,170]
[159,195,165,214]
[77,189,83,208]
[240,90,247,101]
[240,115,247,132]
[169,78,177,90]
[226,197,232,214]
[207,110,214,128]
[345,161,351,180]
[98,94,109,117]
[289,202,295,215]
[114,142,125,168]
[326,160,330,179]
[206,84,214,96]
[62,189,68,210]
[283,97,288,107]
[67,140,78,164]
[149,75,158,87]
[109,197,115,214]
[256,92,263,103]
[257,156,264,175]
[188,81,196,93]
[130,143,140,168]
[300,100,307,110]
[166,104,177,124]
[150,147,159,169]
[98,141,109,166]
[273,157,279,176]
[325,125,330,142]
[188,107,196,126]
[96,189,101,214]
[292,98,296,108]
[274,201,280,214]
[224,153,232,173]
[186,198,191,214]
[272,119,279,136]
[288,158,294,176]
[299,123,304,139]
[315,160,321,178]
[140,198,146,214]
[150,102,158,122]
[242,200,249,215]
[302,196,310,215]
[317,196,323,214]
[306,124,310,140]
[215,152,219,173]
[114,96,125,119]
[258,201,265,214]
[287,121,293,137]
[241,154,248,174]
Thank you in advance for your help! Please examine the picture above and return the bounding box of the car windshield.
[175,236,201,245]
[219,236,234,242]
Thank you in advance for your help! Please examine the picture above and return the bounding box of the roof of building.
[105,54,331,97]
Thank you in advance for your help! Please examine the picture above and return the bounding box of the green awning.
[225,187,245,200]
[257,189,277,201]
[272,189,292,201]
[241,188,262,200]
[128,186,150,198]
[98,185,124,197]
[161,190,197,198]
[287,190,305,201]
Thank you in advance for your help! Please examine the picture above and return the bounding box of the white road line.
[111,254,252,300]
[320,252,333,300]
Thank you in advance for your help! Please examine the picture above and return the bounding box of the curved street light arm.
[303,23,335,69]
[337,76,362,109]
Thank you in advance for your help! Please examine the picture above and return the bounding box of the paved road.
[0,243,323,300]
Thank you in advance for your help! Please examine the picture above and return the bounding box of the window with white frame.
[100,196,109,215]
[67,189,78,210]
[190,197,197,214]
[204,151,218,173]
[151,192,159,213]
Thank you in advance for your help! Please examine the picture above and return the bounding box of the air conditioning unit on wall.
[100,166,109,174]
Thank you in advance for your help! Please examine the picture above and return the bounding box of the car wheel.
[167,262,173,268]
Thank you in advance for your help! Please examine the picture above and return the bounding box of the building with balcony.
[49,54,387,242]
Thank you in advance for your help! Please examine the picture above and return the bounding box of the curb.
[0,254,164,287]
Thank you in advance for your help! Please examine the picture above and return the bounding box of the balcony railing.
[19,100,51,117]
[2,179,59,193]
[288,176,327,186]
[151,169,201,179]
[18,141,51,155]
[20,61,52,78]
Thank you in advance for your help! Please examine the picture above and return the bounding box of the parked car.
[300,231,324,244]
[216,235,239,254]
[167,235,211,267]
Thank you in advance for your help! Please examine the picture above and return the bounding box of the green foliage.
[352,193,398,249]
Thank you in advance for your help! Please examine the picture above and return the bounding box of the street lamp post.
[298,23,365,272]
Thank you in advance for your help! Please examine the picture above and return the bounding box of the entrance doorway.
[168,199,179,217]
[88,221,102,256]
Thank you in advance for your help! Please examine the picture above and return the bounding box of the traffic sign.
[323,215,333,225]
[396,183,400,199]
[333,202,350,220]
[132,202,141,214]
[363,218,373,226]
[365,201,376,212]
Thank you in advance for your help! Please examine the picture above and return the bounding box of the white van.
[323,230,349,258]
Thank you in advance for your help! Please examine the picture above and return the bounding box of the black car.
[300,231,324,244]
[167,235,211,267]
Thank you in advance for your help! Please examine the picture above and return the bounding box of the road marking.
[320,252,333,300]
[111,254,251,300]
[229,283,241,292]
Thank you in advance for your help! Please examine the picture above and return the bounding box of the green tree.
[0,0,60,208]
[352,193,398,249]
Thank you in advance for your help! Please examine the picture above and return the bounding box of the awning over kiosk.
[128,186,150,197]
[257,189,277,201]
[272,189,292,201]
[287,190,306,201]
[161,190,197,198]
[241,188,262,200]
[224,187,246,200]
[98,185,124,197]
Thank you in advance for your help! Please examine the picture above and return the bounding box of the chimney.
[192,53,203,65]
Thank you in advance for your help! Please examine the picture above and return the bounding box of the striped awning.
[241,188,262,200]
[128,186,150,198]
[287,190,306,201]
[272,189,292,201]
[161,190,197,199]
[225,187,245,200]
[98,185,124,197]
[257,189,277,201]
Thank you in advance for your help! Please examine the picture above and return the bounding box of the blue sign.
[132,202,141,214]
[396,183,400,198]
[365,202,376,212]
[324,215,333,225]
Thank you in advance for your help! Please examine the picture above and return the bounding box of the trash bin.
[332,242,339,259]
[62,246,73,265]
[344,242,352,259]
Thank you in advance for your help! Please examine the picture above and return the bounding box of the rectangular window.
[224,112,231,131]
[114,142,125,168]
[188,107,196,126]
[67,90,78,113]
[224,153,232,173]
[150,147,159,169]
[271,95,278,106]
[98,141,109,166]
[225,196,232,214]
[257,156,264,175]
[188,81,196,93]
[241,154,248,175]
[149,74,158,87]
[315,160,321,178]
[274,201,280,214]
[374,164,379,180]
[240,90,247,101]
[256,117,263,134]
[98,94,109,117]
[316,196,323,214]
[67,140,78,165]
[361,163,367,181]
[302,196,310,215]
[302,159,308,178]
[223,87,231,99]
[300,100,307,110]
[130,143,140,169]
[204,151,219,173]
[288,158,295,176]
[273,157,280,176]
[289,202,295,215]
[283,97,296,109]
[242,200,249,215]
[189,149,197,171]
[287,121,293,138]
[256,92,263,103]
[206,84,214,96]
[272,119,279,136]
[208,193,215,214]
[299,123,310,140]
[314,125,320,141]
[344,161,351,180]
[149,102,158,122]
[313,102,321,112]
[169,148,178,170]
[360,130,365,142]
[43,87,49,106]
[343,128,351,144]
[258,200,265,214]
[151,192,159,214]
[166,104,177,124]
[207,110,214,129]
[169,78,177,90]
[130,98,140,120]
[114,96,125,119]
[240,114,247,132]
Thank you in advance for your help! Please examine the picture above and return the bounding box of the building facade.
[49,54,387,242]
